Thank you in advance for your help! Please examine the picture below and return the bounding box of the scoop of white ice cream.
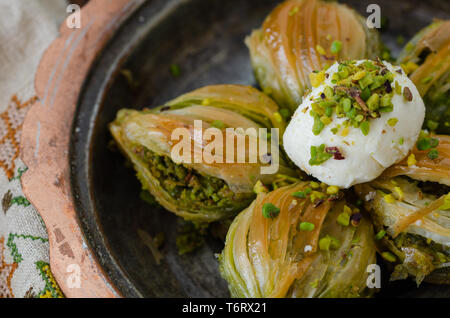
[283,60,425,188]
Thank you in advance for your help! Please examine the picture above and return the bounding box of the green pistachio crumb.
[387,118,398,127]
[288,6,299,16]
[394,82,402,95]
[427,149,439,160]
[299,222,315,232]
[292,191,306,199]
[330,40,342,54]
[380,94,392,107]
[170,64,181,77]
[262,203,280,219]
[319,235,340,251]
[337,212,350,226]
[417,137,439,151]
[421,76,433,84]
[253,180,268,194]
[211,120,225,129]
[427,120,439,131]
[375,230,386,240]
[309,144,332,166]
[379,105,393,113]
[381,251,396,262]
[360,120,370,136]
[273,112,283,123]
[439,193,450,211]
[367,94,380,111]
[279,108,291,119]
[313,114,325,135]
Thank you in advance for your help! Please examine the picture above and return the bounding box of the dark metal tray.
[70,0,450,297]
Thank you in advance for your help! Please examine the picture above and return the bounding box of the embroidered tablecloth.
[0,0,71,298]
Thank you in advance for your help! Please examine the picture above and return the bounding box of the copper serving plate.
[22,0,450,297]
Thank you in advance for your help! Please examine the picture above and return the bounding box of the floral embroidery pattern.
[0,237,18,298]
[0,95,37,179]
[0,164,63,298]
[7,233,48,263]
[36,261,64,298]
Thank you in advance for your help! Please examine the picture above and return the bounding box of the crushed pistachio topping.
[291,183,342,206]
[375,230,386,240]
[288,6,299,16]
[439,193,450,211]
[336,205,356,227]
[420,76,433,84]
[253,180,269,194]
[273,112,283,123]
[330,40,342,54]
[170,64,181,77]
[381,251,396,262]
[279,108,291,120]
[309,70,327,88]
[326,185,339,195]
[262,203,280,219]
[418,137,439,150]
[343,204,352,215]
[405,42,414,52]
[319,235,341,251]
[427,149,439,159]
[309,144,345,166]
[337,208,350,226]
[384,194,396,203]
[426,120,439,131]
[299,222,315,232]
[387,118,398,127]
[401,61,419,75]
[407,153,417,166]
[394,186,404,200]
[309,279,319,288]
[416,131,440,159]
[292,191,306,199]
[315,44,326,56]
[310,191,326,203]
[309,144,332,165]
[211,120,225,129]
[272,174,302,190]
[310,181,320,189]
[309,60,397,137]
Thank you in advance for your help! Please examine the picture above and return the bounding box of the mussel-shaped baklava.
[246,0,382,114]
[110,85,297,222]
[355,134,450,284]
[397,20,450,134]
[220,182,377,297]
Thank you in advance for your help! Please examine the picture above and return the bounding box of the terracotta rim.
[21,0,145,298]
